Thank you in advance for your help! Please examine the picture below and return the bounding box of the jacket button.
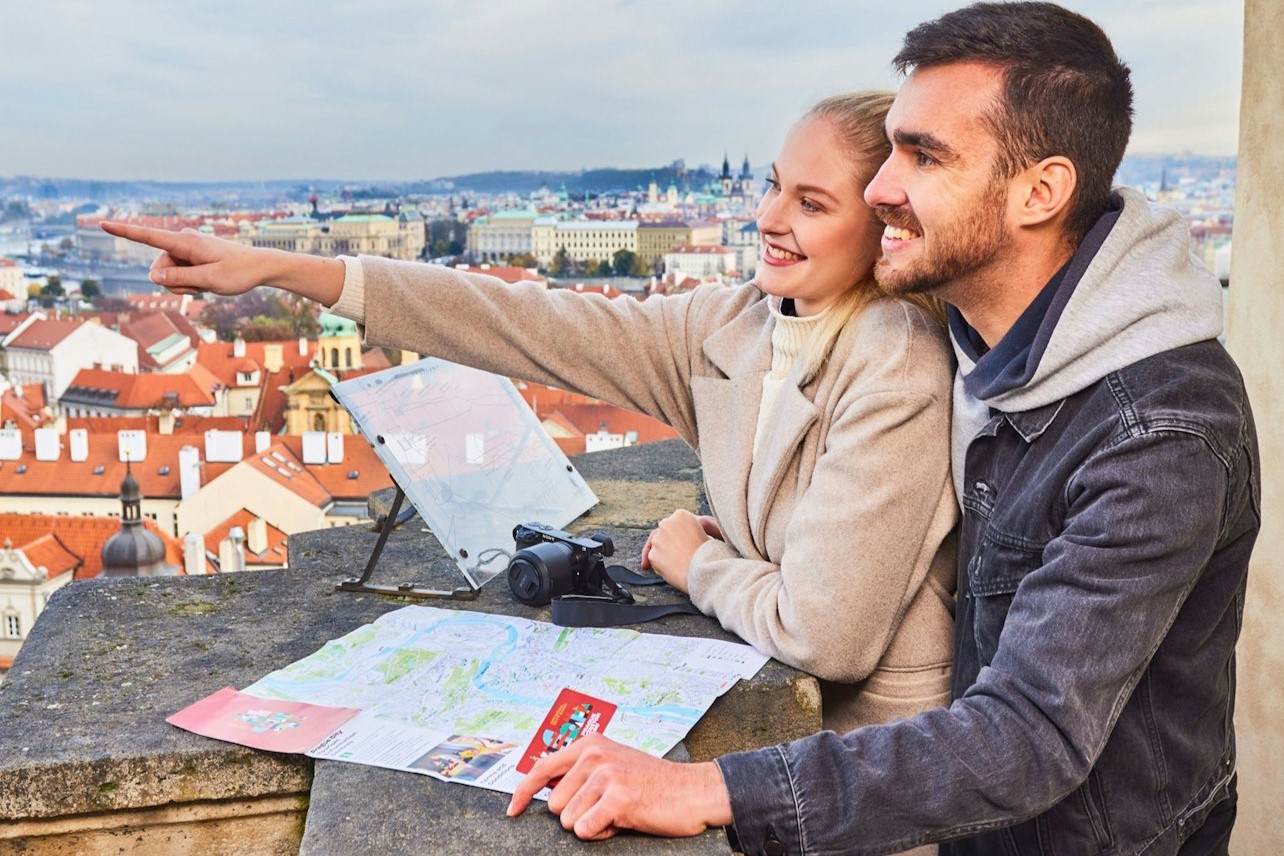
[763,824,786,856]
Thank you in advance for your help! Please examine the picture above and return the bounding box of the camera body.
[506,522,626,607]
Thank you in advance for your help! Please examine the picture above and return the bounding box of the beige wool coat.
[336,256,959,733]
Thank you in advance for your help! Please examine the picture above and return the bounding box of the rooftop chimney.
[179,445,201,500]
[183,532,205,575]
[301,432,326,465]
[158,410,175,435]
[69,429,89,462]
[34,427,60,461]
[263,343,283,374]
[298,337,308,356]
[117,429,147,462]
[255,431,271,454]
[233,338,246,359]
[326,432,344,464]
[219,527,246,573]
[0,429,22,461]
[247,517,268,555]
[204,429,243,463]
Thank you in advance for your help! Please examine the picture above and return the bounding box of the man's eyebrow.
[891,128,960,163]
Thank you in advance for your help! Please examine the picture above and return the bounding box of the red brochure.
[515,688,616,774]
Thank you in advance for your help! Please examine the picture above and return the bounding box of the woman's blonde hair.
[794,91,946,384]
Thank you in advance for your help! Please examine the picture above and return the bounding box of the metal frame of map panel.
[330,358,599,591]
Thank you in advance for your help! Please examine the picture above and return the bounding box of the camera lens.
[507,542,576,606]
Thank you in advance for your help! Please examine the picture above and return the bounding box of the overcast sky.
[0,0,1244,182]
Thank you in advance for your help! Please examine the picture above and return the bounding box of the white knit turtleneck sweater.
[753,298,828,455]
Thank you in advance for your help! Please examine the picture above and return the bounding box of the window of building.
[344,348,353,368]
[4,613,20,639]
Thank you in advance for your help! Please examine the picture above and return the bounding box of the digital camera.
[506,522,630,607]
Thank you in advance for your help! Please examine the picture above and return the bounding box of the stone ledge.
[0,440,819,855]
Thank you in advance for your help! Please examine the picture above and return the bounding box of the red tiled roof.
[65,414,251,435]
[0,312,36,335]
[547,403,679,444]
[0,513,187,580]
[276,435,392,500]
[241,441,332,507]
[14,533,82,577]
[0,257,19,267]
[197,339,318,432]
[6,318,84,351]
[0,433,244,501]
[0,427,391,508]
[458,266,546,284]
[562,283,628,298]
[63,367,219,409]
[0,288,15,301]
[204,508,289,566]
[1,383,50,435]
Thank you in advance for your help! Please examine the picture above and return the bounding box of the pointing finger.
[100,221,187,253]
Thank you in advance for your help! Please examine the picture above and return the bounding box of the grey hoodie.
[950,187,1226,500]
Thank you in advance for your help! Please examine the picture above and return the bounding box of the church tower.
[101,465,179,577]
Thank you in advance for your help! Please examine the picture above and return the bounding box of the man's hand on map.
[640,510,720,592]
[99,221,345,305]
[506,734,733,840]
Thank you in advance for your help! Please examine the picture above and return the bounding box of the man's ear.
[1014,156,1076,227]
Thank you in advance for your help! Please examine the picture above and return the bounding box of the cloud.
[0,0,1244,181]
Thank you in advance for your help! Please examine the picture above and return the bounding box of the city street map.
[220,605,768,796]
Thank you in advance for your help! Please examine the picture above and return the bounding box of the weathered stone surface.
[0,440,819,855]
[301,760,729,855]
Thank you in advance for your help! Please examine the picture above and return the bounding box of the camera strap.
[550,594,703,628]
[550,563,703,627]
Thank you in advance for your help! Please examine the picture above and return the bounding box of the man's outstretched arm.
[507,735,732,840]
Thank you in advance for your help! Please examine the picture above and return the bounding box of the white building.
[532,219,640,267]
[2,319,138,400]
[663,244,738,278]
[467,209,538,261]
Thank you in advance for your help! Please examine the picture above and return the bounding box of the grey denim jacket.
[716,338,1259,855]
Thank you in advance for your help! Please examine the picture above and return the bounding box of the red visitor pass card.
[515,687,616,774]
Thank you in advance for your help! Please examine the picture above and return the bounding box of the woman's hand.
[99,221,344,305]
[638,510,717,592]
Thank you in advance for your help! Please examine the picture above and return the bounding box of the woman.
[102,91,957,734]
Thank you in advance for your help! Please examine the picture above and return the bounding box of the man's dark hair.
[895,2,1133,244]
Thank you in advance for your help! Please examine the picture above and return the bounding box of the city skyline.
[1,1,1244,183]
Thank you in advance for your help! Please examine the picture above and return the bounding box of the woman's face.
[755,116,883,316]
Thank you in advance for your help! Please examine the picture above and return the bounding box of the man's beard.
[874,178,1009,297]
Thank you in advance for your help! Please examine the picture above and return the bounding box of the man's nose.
[864,159,905,209]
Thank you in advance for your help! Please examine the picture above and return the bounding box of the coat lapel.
[690,301,772,557]
[694,299,819,559]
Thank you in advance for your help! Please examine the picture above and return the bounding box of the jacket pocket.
[968,536,1044,667]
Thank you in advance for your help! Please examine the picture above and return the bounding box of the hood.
[952,186,1224,414]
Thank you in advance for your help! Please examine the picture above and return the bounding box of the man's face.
[864,62,1016,300]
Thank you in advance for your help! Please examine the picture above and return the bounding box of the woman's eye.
[800,198,819,213]
[764,177,780,193]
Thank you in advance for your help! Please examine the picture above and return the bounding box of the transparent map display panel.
[331,359,598,589]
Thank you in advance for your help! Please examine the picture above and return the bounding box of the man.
[508,3,1258,853]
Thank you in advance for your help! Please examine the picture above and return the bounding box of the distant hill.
[1,163,726,204]
[407,165,720,195]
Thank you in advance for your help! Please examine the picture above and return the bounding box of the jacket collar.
[1002,399,1067,443]
[701,294,774,378]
